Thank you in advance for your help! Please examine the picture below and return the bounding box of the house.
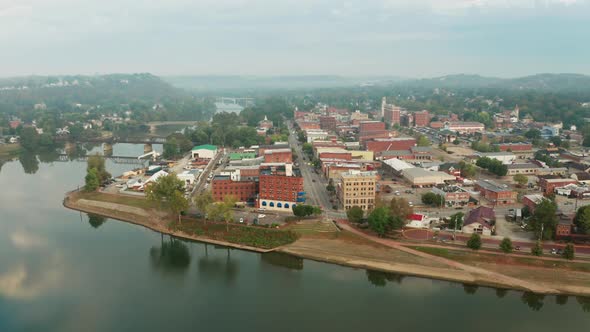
[406,214,433,229]
[8,136,19,144]
[556,213,574,238]
[191,144,217,160]
[439,163,462,177]
[506,163,540,176]
[431,186,473,207]
[462,206,495,236]
[538,176,577,195]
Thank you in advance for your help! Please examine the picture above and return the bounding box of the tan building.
[339,170,378,212]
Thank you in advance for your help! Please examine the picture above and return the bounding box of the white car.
[258,214,266,219]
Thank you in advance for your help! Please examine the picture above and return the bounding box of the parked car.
[551,248,558,255]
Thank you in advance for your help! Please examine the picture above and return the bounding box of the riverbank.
[0,143,21,158]
[65,191,590,297]
[64,191,277,253]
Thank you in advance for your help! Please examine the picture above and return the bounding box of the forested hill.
[0,73,215,121]
[402,73,590,92]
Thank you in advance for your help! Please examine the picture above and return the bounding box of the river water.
[0,144,589,331]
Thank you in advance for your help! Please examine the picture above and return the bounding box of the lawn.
[0,144,21,157]
[171,218,299,249]
[75,191,156,210]
[412,246,590,273]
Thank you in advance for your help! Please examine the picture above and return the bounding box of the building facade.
[339,170,377,211]
[258,165,304,212]
[475,180,517,205]
[211,176,257,202]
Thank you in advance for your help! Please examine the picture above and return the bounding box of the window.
[277,203,282,208]
[270,202,275,207]
[284,203,290,209]
[262,201,267,206]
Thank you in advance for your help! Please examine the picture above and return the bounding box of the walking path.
[336,220,559,294]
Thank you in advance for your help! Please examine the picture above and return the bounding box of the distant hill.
[163,75,404,92]
[400,73,590,92]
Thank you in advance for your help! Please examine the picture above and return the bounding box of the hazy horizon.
[1,0,589,77]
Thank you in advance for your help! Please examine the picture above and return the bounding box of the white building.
[475,152,516,165]
[401,168,456,186]
[191,144,218,160]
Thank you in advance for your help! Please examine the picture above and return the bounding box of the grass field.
[412,246,590,273]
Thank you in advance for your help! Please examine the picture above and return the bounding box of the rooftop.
[192,144,217,151]
[476,180,512,193]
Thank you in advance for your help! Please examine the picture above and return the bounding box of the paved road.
[287,121,345,219]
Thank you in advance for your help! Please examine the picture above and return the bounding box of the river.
[0,144,589,331]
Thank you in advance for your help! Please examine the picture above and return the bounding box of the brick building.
[359,121,386,134]
[211,176,257,202]
[263,148,293,163]
[365,137,416,154]
[383,105,401,125]
[538,176,577,195]
[319,116,337,131]
[414,110,430,127]
[258,164,304,212]
[475,180,517,205]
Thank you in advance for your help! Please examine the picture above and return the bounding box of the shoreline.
[64,193,590,297]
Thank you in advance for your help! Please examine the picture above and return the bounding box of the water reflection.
[197,244,240,284]
[87,214,107,229]
[462,283,479,295]
[555,294,569,305]
[19,151,39,174]
[260,252,303,270]
[578,296,590,312]
[495,288,508,298]
[366,270,405,287]
[149,235,191,275]
[521,292,545,311]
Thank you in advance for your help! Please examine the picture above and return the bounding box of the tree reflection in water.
[87,213,107,228]
[462,284,479,295]
[260,252,303,271]
[366,270,405,287]
[577,296,590,312]
[521,292,545,311]
[495,288,508,298]
[19,151,39,174]
[150,235,191,275]
[198,244,239,284]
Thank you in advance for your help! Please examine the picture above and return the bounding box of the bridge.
[56,154,149,165]
[215,97,254,107]
[145,121,200,134]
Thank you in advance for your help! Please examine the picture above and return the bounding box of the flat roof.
[192,144,217,151]
[476,180,511,192]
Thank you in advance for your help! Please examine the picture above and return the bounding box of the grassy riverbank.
[67,191,298,250]
[0,144,21,158]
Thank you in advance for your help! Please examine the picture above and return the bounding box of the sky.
[0,0,589,78]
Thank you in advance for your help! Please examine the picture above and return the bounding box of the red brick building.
[297,121,321,130]
[414,110,430,127]
[556,214,574,237]
[263,149,293,163]
[319,152,352,160]
[319,116,337,131]
[383,107,401,125]
[475,180,517,205]
[538,176,577,195]
[365,138,416,154]
[359,121,386,134]
[497,142,533,152]
[211,176,257,202]
[258,165,304,212]
[359,130,393,144]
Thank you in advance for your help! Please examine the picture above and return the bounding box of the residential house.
[462,206,495,236]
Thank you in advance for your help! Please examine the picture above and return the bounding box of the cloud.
[10,230,48,250]
[0,255,64,300]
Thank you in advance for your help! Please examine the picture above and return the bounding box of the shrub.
[467,233,482,250]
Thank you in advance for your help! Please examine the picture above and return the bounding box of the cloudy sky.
[0,0,589,77]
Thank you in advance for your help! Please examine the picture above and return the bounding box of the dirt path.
[337,221,560,294]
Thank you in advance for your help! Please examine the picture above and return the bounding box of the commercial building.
[191,144,217,160]
[506,163,540,176]
[319,115,337,131]
[339,170,378,211]
[496,143,533,159]
[305,130,330,143]
[263,148,293,163]
[211,176,257,203]
[475,180,517,205]
[401,168,455,187]
[522,194,546,213]
[258,164,304,212]
[414,110,430,127]
[431,186,472,207]
[475,152,516,165]
[359,121,386,134]
[443,121,485,134]
[382,100,402,126]
[538,176,577,195]
[366,137,416,154]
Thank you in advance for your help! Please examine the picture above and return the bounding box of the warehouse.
[401,168,455,187]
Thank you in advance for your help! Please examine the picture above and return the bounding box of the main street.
[286,121,346,219]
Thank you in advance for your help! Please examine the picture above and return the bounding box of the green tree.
[19,126,39,151]
[417,135,431,147]
[459,162,477,178]
[530,199,558,240]
[194,191,214,215]
[389,197,413,219]
[84,168,100,192]
[326,178,335,194]
[302,143,313,156]
[513,174,528,187]
[421,192,444,207]
[466,233,482,250]
[145,173,187,223]
[563,243,575,260]
[163,137,179,159]
[499,237,513,253]
[449,212,464,230]
[368,207,393,237]
[531,241,543,256]
[525,129,541,140]
[87,154,111,183]
[574,205,590,235]
[346,206,364,223]
[292,204,315,220]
